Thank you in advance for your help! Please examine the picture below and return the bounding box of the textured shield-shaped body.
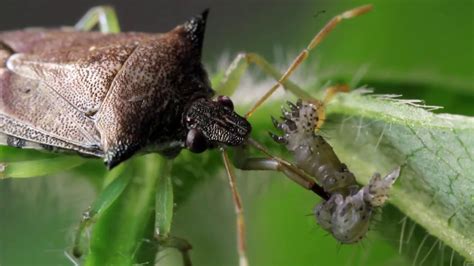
[0,13,213,167]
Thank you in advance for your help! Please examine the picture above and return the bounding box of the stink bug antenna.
[184,8,210,57]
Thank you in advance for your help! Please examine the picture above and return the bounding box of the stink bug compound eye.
[271,100,401,243]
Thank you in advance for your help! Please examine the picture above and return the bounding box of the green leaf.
[0,146,56,161]
[323,91,474,261]
[0,155,85,179]
[155,162,174,238]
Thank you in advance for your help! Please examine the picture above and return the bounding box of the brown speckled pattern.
[0,15,214,166]
[0,69,100,147]
[7,41,137,114]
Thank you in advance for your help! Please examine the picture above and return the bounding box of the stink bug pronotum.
[0,5,398,265]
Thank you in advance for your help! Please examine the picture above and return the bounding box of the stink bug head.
[179,10,253,152]
[184,97,252,153]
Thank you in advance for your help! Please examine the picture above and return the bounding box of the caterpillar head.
[364,167,401,206]
[314,191,372,244]
[314,167,400,243]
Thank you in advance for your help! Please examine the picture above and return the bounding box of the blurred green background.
[0,0,472,265]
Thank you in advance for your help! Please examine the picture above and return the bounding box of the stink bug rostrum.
[0,5,398,265]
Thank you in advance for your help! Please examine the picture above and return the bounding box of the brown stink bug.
[0,5,385,265]
[0,8,251,169]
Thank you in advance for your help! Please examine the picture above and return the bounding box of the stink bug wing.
[2,30,153,114]
[0,30,161,156]
[0,31,128,155]
[0,61,102,153]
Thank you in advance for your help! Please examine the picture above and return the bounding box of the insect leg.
[222,150,249,266]
[215,53,348,130]
[156,236,193,266]
[245,5,372,118]
[215,52,312,100]
[313,84,350,130]
[154,162,193,265]
[74,5,121,33]
[235,139,329,200]
[72,163,132,258]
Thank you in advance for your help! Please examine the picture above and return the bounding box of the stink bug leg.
[313,84,350,130]
[222,150,249,266]
[72,163,132,258]
[74,5,121,33]
[216,53,351,130]
[215,52,313,100]
[243,4,372,118]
